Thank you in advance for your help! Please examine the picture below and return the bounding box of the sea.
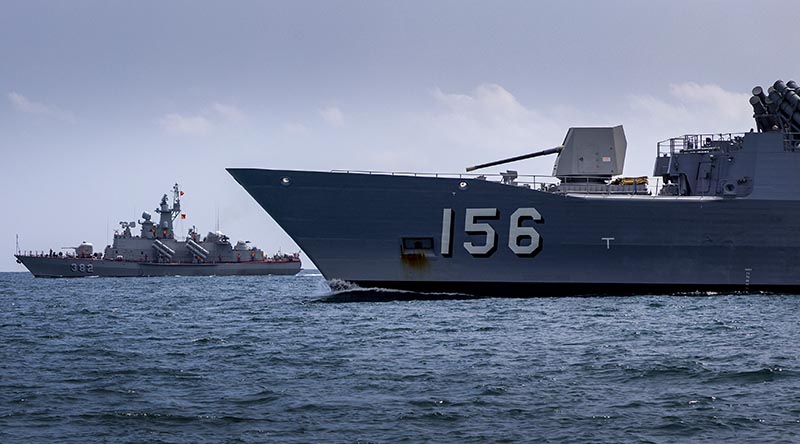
[2,271,800,443]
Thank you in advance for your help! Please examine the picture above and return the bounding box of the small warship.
[15,184,301,278]
[228,79,800,296]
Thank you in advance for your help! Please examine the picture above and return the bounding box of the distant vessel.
[229,79,800,296]
[15,184,301,278]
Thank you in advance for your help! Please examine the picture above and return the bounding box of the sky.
[1,0,797,271]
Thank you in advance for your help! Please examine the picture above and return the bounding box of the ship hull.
[228,168,800,296]
[15,255,301,278]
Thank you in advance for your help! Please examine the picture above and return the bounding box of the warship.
[15,184,301,278]
[228,79,800,296]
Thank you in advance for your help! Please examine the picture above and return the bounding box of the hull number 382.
[440,207,542,257]
[70,263,94,273]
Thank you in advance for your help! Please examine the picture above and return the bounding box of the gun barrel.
[465,146,563,172]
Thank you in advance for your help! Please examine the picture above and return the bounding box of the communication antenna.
[215,204,220,232]
[170,183,182,222]
[15,234,20,254]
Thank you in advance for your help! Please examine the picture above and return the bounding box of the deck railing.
[656,133,746,158]
[331,169,560,189]
[17,250,79,258]
[331,169,665,196]
[657,132,800,157]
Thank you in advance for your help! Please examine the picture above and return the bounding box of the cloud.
[159,113,211,134]
[432,83,532,122]
[669,82,750,119]
[8,92,49,114]
[8,92,75,122]
[627,82,753,133]
[319,106,345,127]
[427,84,567,163]
[159,102,246,134]
[211,103,246,123]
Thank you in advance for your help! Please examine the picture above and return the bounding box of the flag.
[179,191,185,196]
[181,214,186,219]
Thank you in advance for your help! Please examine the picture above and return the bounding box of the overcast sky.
[2,0,796,271]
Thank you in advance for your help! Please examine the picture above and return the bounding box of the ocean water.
[2,271,800,443]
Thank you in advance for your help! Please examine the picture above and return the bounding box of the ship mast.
[171,183,182,222]
[155,183,182,239]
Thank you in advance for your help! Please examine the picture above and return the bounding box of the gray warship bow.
[227,79,800,296]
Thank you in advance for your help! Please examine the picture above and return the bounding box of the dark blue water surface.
[2,271,800,443]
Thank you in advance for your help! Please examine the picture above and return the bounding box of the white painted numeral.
[70,263,94,273]
[463,208,498,256]
[442,207,544,257]
[508,208,542,255]
[441,208,454,256]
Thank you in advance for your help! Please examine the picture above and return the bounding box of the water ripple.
[2,272,800,442]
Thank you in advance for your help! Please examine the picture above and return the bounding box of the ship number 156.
[441,207,542,257]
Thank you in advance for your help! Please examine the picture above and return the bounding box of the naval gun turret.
[76,241,93,258]
[551,126,627,181]
[467,126,638,194]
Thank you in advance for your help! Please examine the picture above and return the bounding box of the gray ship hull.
[15,255,301,278]
[228,168,800,296]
